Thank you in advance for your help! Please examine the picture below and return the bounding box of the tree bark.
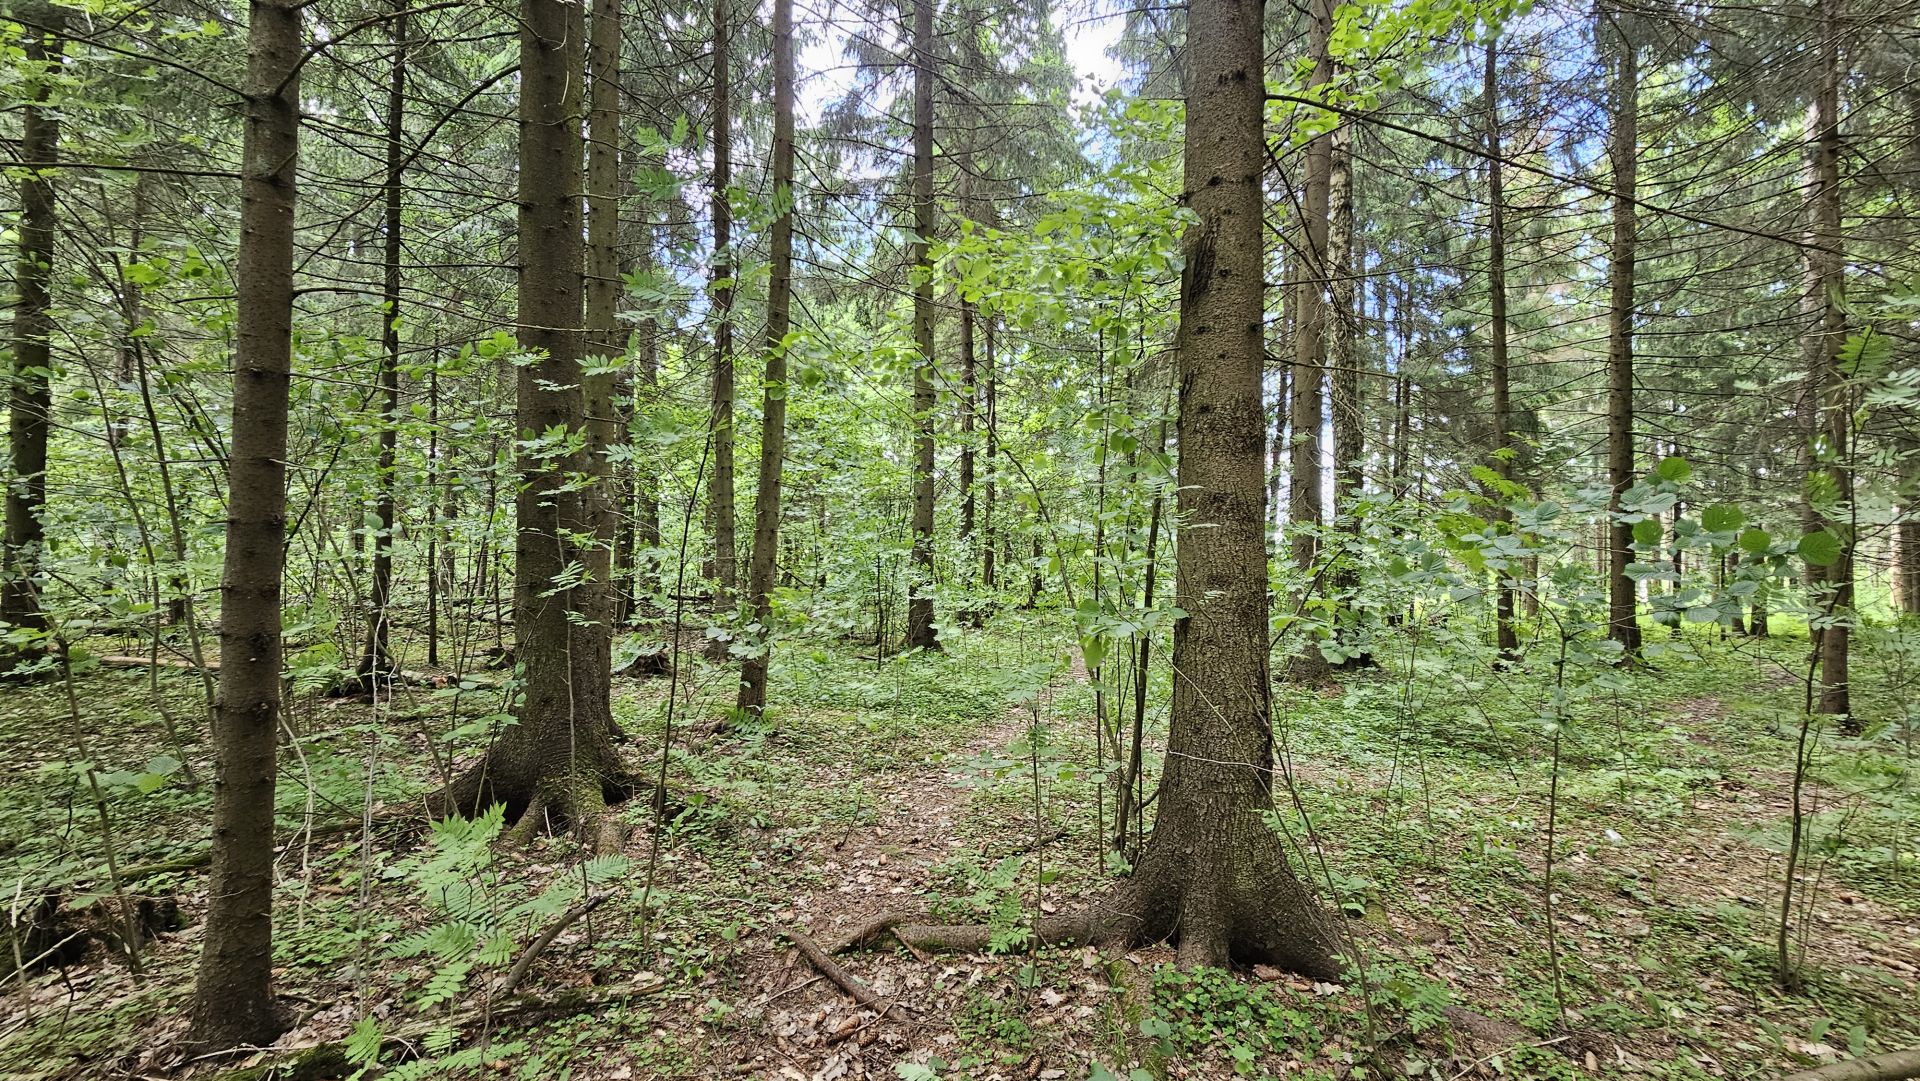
[1484,34,1519,661]
[438,0,621,838]
[1806,0,1852,725]
[706,0,739,620]
[738,0,795,717]
[1,9,61,660]
[1605,12,1641,658]
[959,297,978,623]
[189,0,300,1049]
[1284,0,1333,683]
[904,0,939,651]
[584,0,622,669]
[982,318,998,592]
[357,0,408,682]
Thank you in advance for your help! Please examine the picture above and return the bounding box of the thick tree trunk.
[439,0,621,837]
[1284,0,1333,683]
[189,0,300,1050]
[706,0,739,618]
[904,0,939,651]
[1484,34,1519,661]
[905,0,1338,974]
[358,2,407,682]
[1,12,61,660]
[583,0,622,671]
[1605,15,1641,658]
[1806,0,1852,726]
[738,0,795,717]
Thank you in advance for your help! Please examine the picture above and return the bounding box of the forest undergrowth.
[1,612,1915,1081]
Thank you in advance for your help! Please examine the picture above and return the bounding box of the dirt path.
[706,649,1092,1080]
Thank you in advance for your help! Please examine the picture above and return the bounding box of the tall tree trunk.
[1899,440,1920,615]
[1324,105,1369,668]
[959,297,978,622]
[1484,33,1519,660]
[584,0,621,660]
[1327,123,1361,514]
[895,0,1342,970]
[1605,13,1641,658]
[707,0,739,616]
[904,0,939,651]
[358,1,407,682]
[438,0,621,838]
[738,0,795,717]
[1807,0,1852,726]
[189,0,300,1049]
[1284,0,1333,683]
[633,294,661,602]
[982,317,997,592]
[1,9,61,661]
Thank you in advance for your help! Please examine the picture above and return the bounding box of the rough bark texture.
[707,0,739,612]
[904,0,939,651]
[584,0,622,670]
[886,0,1342,977]
[1605,15,1642,658]
[358,2,407,681]
[738,0,794,717]
[1484,34,1519,660]
[1327,123,1361,517]
[2,11,61,657]
[1806,0,1852,725]
[982,319,998,592]
[1284,0,1334,683]
[439,0,621,837]
[189,0,300,1049]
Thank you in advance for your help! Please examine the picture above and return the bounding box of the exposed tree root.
[891,861,1343,980]
[431,756,634,854]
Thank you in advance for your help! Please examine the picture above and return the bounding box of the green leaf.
[1632,519,1663,547]
[1701,504,1743,533]
[1738,527,1772,554]
[1796,530,1843,567]
[1655,456,1693,483]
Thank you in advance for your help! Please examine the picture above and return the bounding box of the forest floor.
[0,612,1916,1081]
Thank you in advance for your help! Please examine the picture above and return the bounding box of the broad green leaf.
[1796,530,1843,567]
[1655,456,1693,483]
[1701,505,1743,533]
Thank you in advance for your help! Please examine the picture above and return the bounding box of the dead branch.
[783,928,889,1012]
[826,911,913,954]
[495,894,609,998]
[1784,1050,1920,1081]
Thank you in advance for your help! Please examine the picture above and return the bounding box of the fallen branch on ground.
[1784,1050,1920,1081]
[783,928,889,1012]
[495,894,609,997]
[826,911,912,954]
